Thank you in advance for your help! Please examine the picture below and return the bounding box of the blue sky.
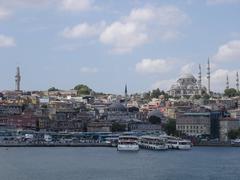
[0,0,240,94]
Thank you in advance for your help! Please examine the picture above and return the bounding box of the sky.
[0,0,240,94]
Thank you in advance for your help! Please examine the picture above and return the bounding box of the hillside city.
[1,64,240,145]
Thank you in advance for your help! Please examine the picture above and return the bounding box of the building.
[176,110,222,138]
[168,73,206,98]
[87,121,112,132]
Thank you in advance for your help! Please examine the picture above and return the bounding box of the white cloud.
[127,6,188,26]
[100,6,188,53]
[127,7,155,23]
[136,58,174,74]
[80,67,98,73]
[213,40,240,62]
[152,79,176,91]
[210,69,239,92]
[0,7,11,20]
[62,22,105,39]
[207,0,240,5]
[100,21,148,53]
[60,0,94,12]
[0,34,15,47]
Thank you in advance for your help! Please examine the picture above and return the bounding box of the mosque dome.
[148,109,163,118]
[177,73,197,85]
[108,102,126,112]
[179,73,196,80]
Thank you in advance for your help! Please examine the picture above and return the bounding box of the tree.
[149,116,161,124]
[202,93,210,100]
[48,87,59,91]
[112,122,126,132]
[143,91,151,101]
[224,88,238,97]
[151,88,161,98]
[193,95,201,100]
[228,128,240,139]
[163,119,177,135]
[74,84,92,96]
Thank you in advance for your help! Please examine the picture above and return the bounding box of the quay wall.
[0,143,113,147]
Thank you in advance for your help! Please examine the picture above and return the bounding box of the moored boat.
[165,136,192,150]
[117,136,139,151]
[139,135,168,150]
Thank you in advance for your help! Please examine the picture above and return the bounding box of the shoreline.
[0,143,240,148]
[0,143,113,148]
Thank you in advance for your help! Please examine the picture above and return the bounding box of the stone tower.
[207,58,211,95]
[198,64,202,95]
[226,74,229,90]
[15,66,21,91]
[237,72,239,91]
[124,84,128,108]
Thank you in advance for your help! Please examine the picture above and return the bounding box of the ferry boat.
[139,135,168,150]
[117,136,139,151]
[231,139,240,146]
[166,136,191,150]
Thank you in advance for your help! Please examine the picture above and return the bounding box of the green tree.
[48,87,59,91]
[224,88,238,97]
[151,88,161,98]
[163,119,177,135]
[143,91,151,101]
[149,116,161,124]
[203,93,210,100]
[193,95,201,100]
[228,128,240,139]
[112,122,126,132]
[74,84,92,96]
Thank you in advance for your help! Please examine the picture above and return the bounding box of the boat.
[231,139,240,146]
[139,135,168,150]
[117,135,139,151]
[166,136,191,150]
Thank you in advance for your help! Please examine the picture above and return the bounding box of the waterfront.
[0,147,240,180]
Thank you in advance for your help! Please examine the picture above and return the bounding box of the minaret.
[207,58,211,95]
[15,66,21,91]
[226,74,229,89]
[125,84,128,97]
[124,84,128,108]
[198,64,202,95]
[236,72,239,91]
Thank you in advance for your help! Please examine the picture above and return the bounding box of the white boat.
[166,136,191,150]
[117,136,139,151]
[231,139,240,145]
[139,135,168,150]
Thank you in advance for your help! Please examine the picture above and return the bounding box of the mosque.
[168,60,210,98]
[168,59,240,98]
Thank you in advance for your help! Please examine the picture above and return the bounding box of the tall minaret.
[124,84,128,108]
[15,66,21,91]
[198,64,202,95]
[226,74,229,89]
[236,72,239,91]
[207,58,211,95]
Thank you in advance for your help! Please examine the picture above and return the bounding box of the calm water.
[0,147,240,180]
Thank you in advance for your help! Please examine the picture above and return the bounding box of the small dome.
[148,109,163,118]
[108,102,126,111]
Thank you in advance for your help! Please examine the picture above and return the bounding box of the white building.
[168,73,206,97]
